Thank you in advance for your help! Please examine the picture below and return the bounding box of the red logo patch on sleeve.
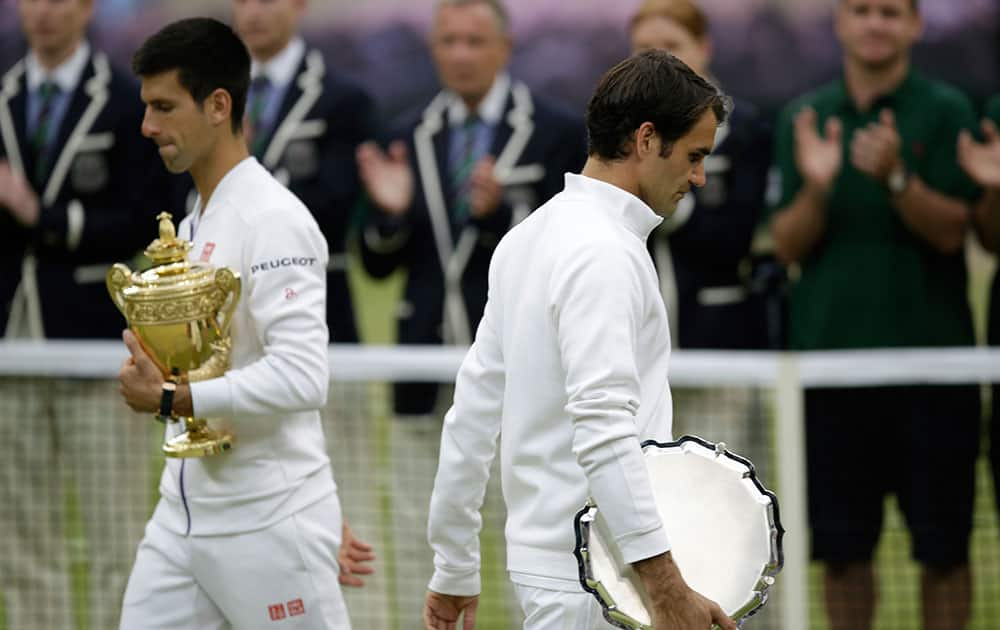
[287,598,305,616]
[268,603,287,621]
[199,242,216,262]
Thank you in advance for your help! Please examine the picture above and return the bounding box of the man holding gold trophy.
[111,17,368,629]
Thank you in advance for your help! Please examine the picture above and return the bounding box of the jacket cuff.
[428,567,481,597]
[617,525,671,565]
[363,212,411,254]
[190,376,234,418]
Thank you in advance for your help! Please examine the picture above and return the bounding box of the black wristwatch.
[156,370,180,423]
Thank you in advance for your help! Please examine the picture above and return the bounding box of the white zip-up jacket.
[428,173,674,595]
[150,157,334,536]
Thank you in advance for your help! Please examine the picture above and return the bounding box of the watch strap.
[156,369,180,423]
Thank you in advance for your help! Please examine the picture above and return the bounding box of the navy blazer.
[0,51,174,339]
[648,100,779,350]
[255,48,374,343]
[361,79,586,414]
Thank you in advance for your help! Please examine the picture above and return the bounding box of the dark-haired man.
[423,50,736,630]
[117,18,354,629]
[0,0,172,628]
[769,1,980,628]
[231,0,374,342]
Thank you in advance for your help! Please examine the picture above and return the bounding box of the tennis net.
[1,341,999,629]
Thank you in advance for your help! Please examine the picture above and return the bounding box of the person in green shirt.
[769,1,980,629]
[958,94,1000,543]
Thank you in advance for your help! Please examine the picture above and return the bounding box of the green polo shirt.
[769,70,979,350]
[987,95,1000,348]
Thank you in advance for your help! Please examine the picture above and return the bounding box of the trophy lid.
[145,212,192,267]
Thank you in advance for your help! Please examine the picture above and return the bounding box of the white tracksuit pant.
[513,583,618,630]
[120,494,350,629]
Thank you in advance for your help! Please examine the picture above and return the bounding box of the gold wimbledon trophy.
[107,212,241,457]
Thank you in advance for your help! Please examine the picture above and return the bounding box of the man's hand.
[793,106,842,193]
[468,156,503,219]
[653,585,735,630]
[958,118,1000,189]
[850,108,902,183]
[356,140,414,216]
[118,330,164,413]
[0,161,41,227]
[338,521,376,587]
[634,551,737,630]
[423,591,478,630]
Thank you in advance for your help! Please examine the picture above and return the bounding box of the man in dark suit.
[357,0,586,418]
[0,1,170,628]
[233,0,375,344]
[0,4,167,339]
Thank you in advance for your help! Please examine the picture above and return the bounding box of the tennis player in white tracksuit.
[117,19,353,629]
[425,51,737,630]
[428,174,674,622]
[118,154,352,629]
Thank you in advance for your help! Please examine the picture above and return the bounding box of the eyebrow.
[691,147,712,157]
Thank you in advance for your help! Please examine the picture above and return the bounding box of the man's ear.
[205,88,233,129]
[635,121,658,158]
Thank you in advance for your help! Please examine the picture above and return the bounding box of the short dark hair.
[586,50,731,161]
[132,18,250,134]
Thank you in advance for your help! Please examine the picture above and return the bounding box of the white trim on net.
[5,342,1000,386]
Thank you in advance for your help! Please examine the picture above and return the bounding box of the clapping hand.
[851,108,902,183]
[356,140,414,216]
[793,107,842,193]
[958,118,1000,189]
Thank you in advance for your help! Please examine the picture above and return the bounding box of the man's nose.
[690,163,707,188]
[140,110,158,139]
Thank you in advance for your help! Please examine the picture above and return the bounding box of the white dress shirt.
[446,71,510,128]
[247,36,305,131]
[428,173,674,595]
[24,40,90,140]
[151,157,335,536]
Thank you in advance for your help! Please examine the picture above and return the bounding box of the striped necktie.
[32,81,59,183]
[246,75,272,157]
[449,115,482,222]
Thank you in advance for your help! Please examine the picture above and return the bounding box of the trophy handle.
[106,263,133,318]
[213,268,241,335]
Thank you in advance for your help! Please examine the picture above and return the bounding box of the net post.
[776,353,809,629]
